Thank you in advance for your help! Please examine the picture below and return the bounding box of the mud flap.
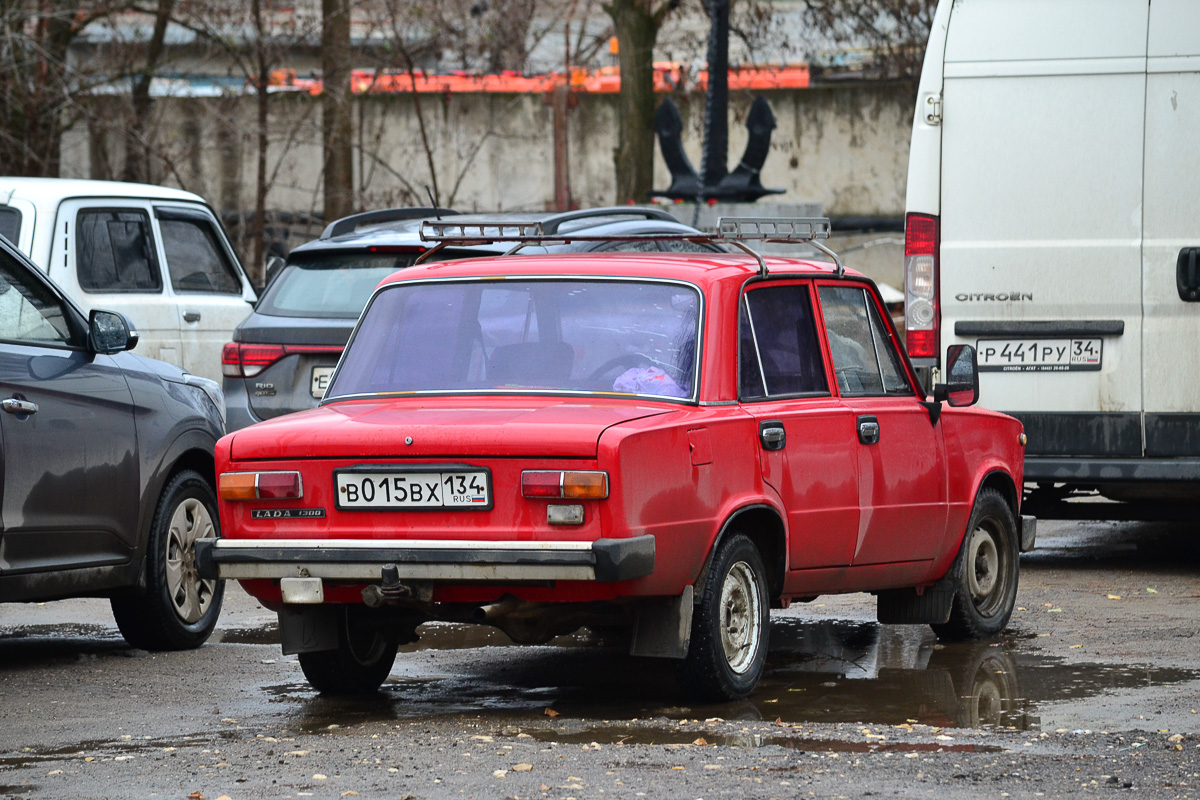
[1020,515,1037,552]
[629,586,693,659]
[279,606,338,655]
[876,579,955,625]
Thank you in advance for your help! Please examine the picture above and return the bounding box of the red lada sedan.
[198,219,1031,700]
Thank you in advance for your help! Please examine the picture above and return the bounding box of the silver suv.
[222,206,718,431]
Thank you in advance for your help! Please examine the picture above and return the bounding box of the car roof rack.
[321,207,460,240]
[418,215,842,278]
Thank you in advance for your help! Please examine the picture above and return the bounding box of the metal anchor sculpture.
[651,0,784,202]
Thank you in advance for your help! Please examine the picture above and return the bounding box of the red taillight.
[904,212,940,360]
[521,470,609,500]
[219,471,303,500]
[222,342,344,379]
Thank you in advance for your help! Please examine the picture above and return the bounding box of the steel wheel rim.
[719,560,762,674]
[965,519,1008,618]
[165,497,217,624]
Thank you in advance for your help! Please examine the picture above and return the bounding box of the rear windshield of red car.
[325,278,701,401]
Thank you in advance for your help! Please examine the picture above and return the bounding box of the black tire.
[678,533,770,701]
[298,608,398,694]
[111,470,225,651]
[931,487,1019,642]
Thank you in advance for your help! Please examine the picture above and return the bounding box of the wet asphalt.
[2,518,1200,799]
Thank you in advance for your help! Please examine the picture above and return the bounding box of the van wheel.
[298,609,398,694]
[112,470,225,650]
[932,488,1019,641]
[678,533,769,701]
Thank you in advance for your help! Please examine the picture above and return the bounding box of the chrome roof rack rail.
[417,214,843,278]
[717,216,842,278]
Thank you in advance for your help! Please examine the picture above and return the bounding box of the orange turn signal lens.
[522,470,608,500]
[219,471,303,500]
[562,471,609,499]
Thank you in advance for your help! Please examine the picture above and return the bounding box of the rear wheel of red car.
[932,488,1019,642]
[678,533,770,701]
[298,609,398,694]
[111,470,225,651]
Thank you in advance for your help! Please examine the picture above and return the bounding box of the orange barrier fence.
[268,63,810,95]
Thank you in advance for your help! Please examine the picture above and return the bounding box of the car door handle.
[183,311,202,323]
[2,398,39,415]
[759,421,786,451]
[1178,248,1200,302]
[857,415,880,445]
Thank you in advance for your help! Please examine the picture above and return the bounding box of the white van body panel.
[1143,0,1200,425]
[907,0,1200,498]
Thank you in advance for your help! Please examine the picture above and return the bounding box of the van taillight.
[904,212,940,360]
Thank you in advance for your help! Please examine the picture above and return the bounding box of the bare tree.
[123,0,176,182]
[322,0,354,220]
[602,0,679,204]
[0,1,128,176]
[800,0,936,85]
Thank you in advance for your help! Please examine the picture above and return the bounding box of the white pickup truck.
[0,178,257,383]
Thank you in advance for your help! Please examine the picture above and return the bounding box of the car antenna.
[426,186,441,219]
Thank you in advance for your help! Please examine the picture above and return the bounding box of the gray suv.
[0,236,227,650]
[222,206,718,431]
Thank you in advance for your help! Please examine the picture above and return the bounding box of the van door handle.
[857,415,880,445]
[183,311,201,323]
[2,398,39,415]
[1178,248,1200,302]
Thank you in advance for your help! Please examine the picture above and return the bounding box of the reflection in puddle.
[262,617,1199,740]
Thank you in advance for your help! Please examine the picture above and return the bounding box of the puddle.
[210,627,281,645]
[519,726,1002,753]
[263,618,1199,737]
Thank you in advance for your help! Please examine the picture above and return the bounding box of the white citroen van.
[903,0,1200,513]
[0,178,256,383]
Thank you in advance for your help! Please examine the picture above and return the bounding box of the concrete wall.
[60,81,914,282]
[62,81,914,213]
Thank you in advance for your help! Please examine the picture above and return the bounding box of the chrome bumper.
[195,536,655,584]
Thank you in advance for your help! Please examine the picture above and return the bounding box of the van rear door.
[938,0,1149,461]
[1142,0,1200,461]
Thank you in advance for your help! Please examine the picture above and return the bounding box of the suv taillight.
[904,212,940,360]
[222,342,344,379]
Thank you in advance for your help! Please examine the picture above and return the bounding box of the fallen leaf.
[216,796,233,800]
[704,764,722,770]
[692,737,708,746]
[493,770,508,779]
[313,773,328,780]
[341,793,359,797]
[1147,588,1159,594]
[513,763,533,772]
[671,765,685,770]
[1107,594,1121,600]
[188,793,205,800]
[544,708,560,718]
[539,785,550,791]
[47,770,63,776]
[471,735,494,742]
[1047,608,1063,613]
[1070,644,1083,649]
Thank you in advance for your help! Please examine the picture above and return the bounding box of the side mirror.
[89,309,139,354]
[933,344,979,407]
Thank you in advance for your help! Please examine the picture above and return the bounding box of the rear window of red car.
[326,278,701,401]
